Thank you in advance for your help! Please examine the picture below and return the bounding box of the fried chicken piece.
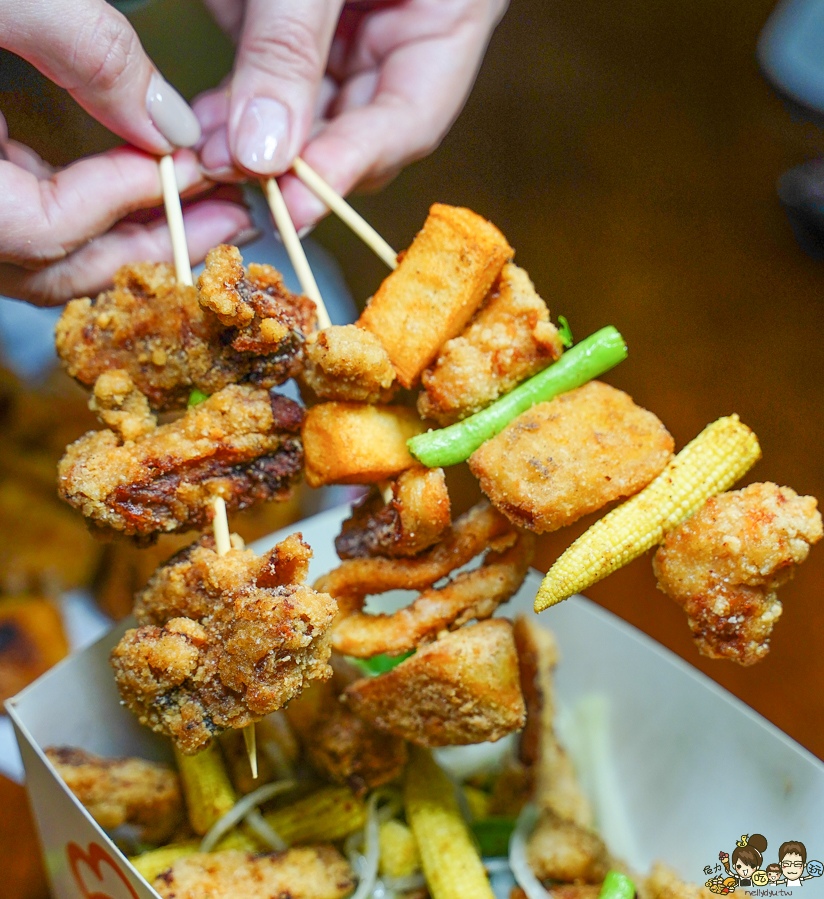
[512,887,603,899]
[335,467,451,559]
[469,381,674,533]
[151,846,355,899]
[56,257,315,412]
[45,746,183,843]
[644,863,725,899]
[526,810,610,885]
[285,656,408,794]
[418,263,564,424]
[111,533,336,754]
[301,325,397,402]
[331,528,533,657]
[346,619,526,746]
[58,373,304,541]
[653,482,823,665]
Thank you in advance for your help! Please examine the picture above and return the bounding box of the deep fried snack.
[316,502,513,600]
[111,533,336,754]
[302,402,425,487]
[347,619,525,746]
[335,467,451,559]
[151,846,355,899]
[469,380,674,533]
[285,656,408,795]
[300,325,397,403]
[418,263,564,424]
[526,810,610,885]
[45,746,183,843]
[330,528,534,658]
[58,374,304,540]
[644,863,722,899]
[0,595,69,703]
[359,203,514,388]
[55,256,315,412]
[653,482,823,665]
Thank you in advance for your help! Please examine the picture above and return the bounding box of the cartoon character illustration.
[765,863,782,884]
[705,874,738,895]
[778,841,821,886]
[719,834,768,888]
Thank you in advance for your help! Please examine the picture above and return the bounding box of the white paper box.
[8,506,824,899]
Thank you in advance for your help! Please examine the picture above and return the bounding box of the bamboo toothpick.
[263,176,332,330]
[212,497,258,779]
[159,154,193,286]
[291,157,398,270]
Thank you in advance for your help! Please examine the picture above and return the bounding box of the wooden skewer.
[212,497,258,779]
[159,154,193,286]
[291,157,398,270]
[262,176,332,330]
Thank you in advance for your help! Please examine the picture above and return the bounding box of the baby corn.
[175,744,237,835]
[535,414,761,611]
[379,819,421,879]
[263,785,367,844]
[404,748,495,899]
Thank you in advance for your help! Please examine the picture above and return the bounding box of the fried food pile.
[111,533,336,753]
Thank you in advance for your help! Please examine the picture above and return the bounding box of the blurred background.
[2,0,824,894]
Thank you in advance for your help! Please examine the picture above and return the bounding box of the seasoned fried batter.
[111,533,336,754]
[653,482,823,665]
[644,863,723,899]
[151,846,355,899]
[418,263,564,424]
[346,619,526,746]
[58,374,304,540]
[0,595,69,702]
[335,467,451,559]
[301,325,397,403]
[526,810,610,885]
[330,528,533,658]
[56,256,315,412]
[45,746,183,843]
[469,381,674,533]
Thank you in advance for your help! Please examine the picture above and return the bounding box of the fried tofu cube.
[359,204,514,388]
[302,402,426,487]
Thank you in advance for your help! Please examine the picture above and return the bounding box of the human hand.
[195,0,508,231]
[0,0,253,306]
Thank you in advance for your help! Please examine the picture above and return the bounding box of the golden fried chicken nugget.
[653,482,822,665]
[45,746,183,843]
[301,325,397,403]
[359,204,514,388]
[469,381,674,533]
[111,533,336,754]
[0,595,69,702]
[345,619,526,746]
[335,467,451,559]
[418,263,564,424]
[151,846,355,899]
[644,863,721,899]
[302,402,425,487]
[526,810,610,884]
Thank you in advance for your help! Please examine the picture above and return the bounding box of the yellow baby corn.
[130,844,199,882]
[263,785,367,844]
[379,819,421,879]
[535,414,761,611]
[175,744,237,835]
[404,748,495,899]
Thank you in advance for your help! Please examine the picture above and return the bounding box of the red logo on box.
[67,842,140,899]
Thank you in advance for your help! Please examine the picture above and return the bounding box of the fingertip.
[146,73,201,149]
[277,172,329,233]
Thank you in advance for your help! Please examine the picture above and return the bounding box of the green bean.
[188,388,210,406]
[598,870,636,899]
[407,325,627,468]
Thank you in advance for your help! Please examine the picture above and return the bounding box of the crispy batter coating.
[653,482,823,665]
[418,263,564,424]
[111,533,336,754]
[45,746,183,843]
[469,381,674,533]
[151,846,355,899]
[330,528,533,657]
[58,373,304,541]
[346,619,526,746]
[644,863,724,899]
[526,810,610,885]
[301,325,397,403]
[335,467,451,559]
[56,257,315,411]
[285,656,408,795]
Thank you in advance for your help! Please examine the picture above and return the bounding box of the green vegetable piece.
[470,817,516,858]
[348,650,414,677]
[407,325,627,468]
[188,389,210,406]
[598,870,636,899]
[557,314,573,348]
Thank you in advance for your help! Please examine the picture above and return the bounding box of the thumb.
[227,0,343,175]
[0,0,200,152]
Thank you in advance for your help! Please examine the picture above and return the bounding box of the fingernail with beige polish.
[147,72,202,149]
[235,97,289,174]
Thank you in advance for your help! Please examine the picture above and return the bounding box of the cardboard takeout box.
[8,506,824,899]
